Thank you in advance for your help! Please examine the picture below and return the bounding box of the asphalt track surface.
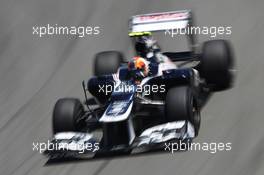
[0,0,264,175]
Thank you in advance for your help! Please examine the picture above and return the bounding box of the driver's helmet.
[133,34,161,57]
[128,56,149,82]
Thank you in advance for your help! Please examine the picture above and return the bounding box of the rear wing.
[129,10,197,52]
[129,10,192,33]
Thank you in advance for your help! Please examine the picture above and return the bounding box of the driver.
[127,32,175,81]
[128,56,149,83]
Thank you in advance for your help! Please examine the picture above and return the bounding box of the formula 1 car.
[44,10,234,159]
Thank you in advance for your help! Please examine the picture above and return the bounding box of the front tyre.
[52,98,84,134]
[165,86,200,136]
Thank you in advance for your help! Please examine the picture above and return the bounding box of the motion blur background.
[0,0,264,175]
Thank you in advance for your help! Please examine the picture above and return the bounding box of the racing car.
[44,10,234,159]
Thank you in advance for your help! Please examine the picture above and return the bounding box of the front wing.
[44,120,195,159]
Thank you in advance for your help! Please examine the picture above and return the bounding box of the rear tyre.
[94,51,124,76]
[53,98,84,134]
[200,40,234,91]
[165,86,200,136]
